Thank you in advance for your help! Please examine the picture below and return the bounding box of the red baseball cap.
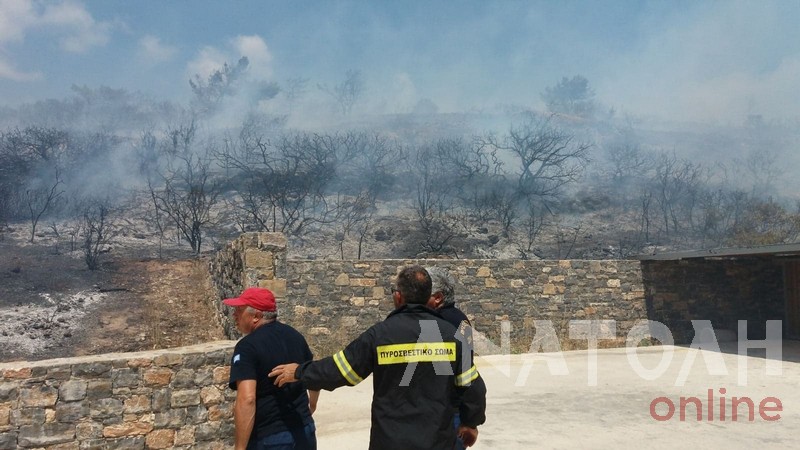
[222,287,276,312]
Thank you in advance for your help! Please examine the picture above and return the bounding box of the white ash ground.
[0,290,106,359]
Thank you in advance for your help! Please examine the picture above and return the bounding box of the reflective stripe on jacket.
[297,304,487,450]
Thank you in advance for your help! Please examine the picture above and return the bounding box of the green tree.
[541,75,596,118]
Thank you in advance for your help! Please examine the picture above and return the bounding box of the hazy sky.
[1,0,798,123]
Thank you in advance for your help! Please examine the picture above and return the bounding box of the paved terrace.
[313,341,800,449]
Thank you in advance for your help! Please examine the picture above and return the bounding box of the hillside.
[2,107,799,362]
[0,226,225,362]
[0,194,640,363]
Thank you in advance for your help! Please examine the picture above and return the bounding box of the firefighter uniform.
[295,303,486,450]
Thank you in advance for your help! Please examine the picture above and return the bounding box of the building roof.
[636,242,800,261]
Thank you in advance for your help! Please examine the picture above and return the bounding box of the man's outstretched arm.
[270,352,362,391]
[271,328,375,390]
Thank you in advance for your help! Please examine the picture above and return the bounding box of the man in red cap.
[224,287,319,450]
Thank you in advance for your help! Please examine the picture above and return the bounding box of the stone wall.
[284,259,646,354]
[0,341,235,449]
[208,233,288,338]
[209,233,648,355]
[641,257,785,343]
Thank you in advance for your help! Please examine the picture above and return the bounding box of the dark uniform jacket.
[438,303,472,347]
[296,304,486,450]
[438,303,474,410]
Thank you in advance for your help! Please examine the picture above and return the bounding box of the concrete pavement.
[312,341,800,449]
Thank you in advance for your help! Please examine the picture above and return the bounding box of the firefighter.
[269,265,486,449]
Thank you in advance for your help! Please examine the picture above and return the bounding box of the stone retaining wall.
[641,257,785,342]
[284,259,646,354]
[208,233,288,338]
[0,341,235,449]
[209,233,648,354]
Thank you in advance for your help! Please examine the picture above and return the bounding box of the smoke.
[1,1,797,125]
[597,1,800,124]
[0,1,798,199]
[136,35,177,66]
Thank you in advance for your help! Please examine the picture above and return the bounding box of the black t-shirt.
[229,320,314,440]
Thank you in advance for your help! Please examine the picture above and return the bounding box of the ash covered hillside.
[1,75,798,265]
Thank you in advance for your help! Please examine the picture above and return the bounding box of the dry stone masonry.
[210,233,648,354]
[642,258,785,342]
[0,342,235,449]
[209,233,288,339]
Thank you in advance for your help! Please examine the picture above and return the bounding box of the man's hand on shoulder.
[269,363,300,387]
